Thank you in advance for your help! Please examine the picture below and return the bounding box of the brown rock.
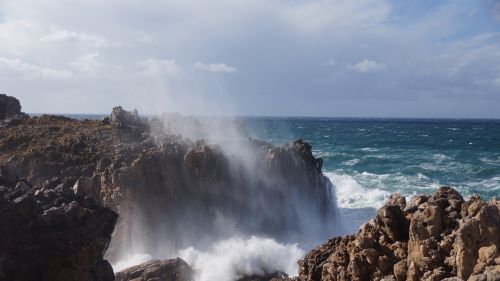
[393,260,407,281]
[376,204,409,242]
[115,258,193,281]
[297,187,500,281]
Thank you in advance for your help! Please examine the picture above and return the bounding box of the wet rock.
[115,258,193,281]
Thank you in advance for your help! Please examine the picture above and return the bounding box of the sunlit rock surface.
[297,187,500,281]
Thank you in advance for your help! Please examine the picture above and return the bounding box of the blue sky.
[0,0,499,117]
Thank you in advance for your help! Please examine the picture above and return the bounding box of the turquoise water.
[242,117,500,208]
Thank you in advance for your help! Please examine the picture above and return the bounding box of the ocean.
[48,114,500,275]
[48,114,500,223]
[243,117,500,209]
[50,114,500,216]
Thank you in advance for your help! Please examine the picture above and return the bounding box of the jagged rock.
[0,93,28,121]
[0,105,335,267]
[0,177,117,281]
[115,258,193,281]
[376,204,409,242]
[297,187,500,281]
[110,106,146,139]
[73,176,101,199]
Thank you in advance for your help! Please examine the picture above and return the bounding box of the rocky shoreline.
[298,187,500,281]
[1,94,499,281]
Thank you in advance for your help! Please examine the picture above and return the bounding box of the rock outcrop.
[297,187,500,281]
[115,258,193,281]
[0,167,117,281]
[0,101,335,264]
[0,93,28,121]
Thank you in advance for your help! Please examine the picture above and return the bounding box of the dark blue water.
[242,117,500,208]
[51,114,500,208]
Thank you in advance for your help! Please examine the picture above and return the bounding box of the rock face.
[0,103,335,264]
[115,258,193,281]
[0,167,117,281]
[0,93,28,121]
[297,187,500,281]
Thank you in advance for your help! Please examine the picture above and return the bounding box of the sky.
[0,0,500,118]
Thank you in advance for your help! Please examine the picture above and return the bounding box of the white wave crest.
[325,172,389,208]
[179,236,304,281]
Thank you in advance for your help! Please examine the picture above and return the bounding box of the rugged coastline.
[1,94,499,281]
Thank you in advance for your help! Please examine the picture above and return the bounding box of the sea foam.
[179,236,304,281]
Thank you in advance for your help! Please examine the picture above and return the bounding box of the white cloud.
[194,62,236,73]
[139,58,183,76]
[0,57,73,79]
[348,59,387,72]
[41,29,110,47]
[136,33,156,45]
[70,52,105,76]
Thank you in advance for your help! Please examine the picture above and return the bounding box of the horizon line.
[27,112,500,121]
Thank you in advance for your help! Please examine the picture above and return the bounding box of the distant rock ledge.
[0,93,28,122]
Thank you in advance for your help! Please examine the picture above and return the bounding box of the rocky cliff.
[297,187,500,281]
[0,95,336,266]
[0,167,117,281]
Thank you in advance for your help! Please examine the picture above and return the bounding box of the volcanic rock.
[297,187,500,281]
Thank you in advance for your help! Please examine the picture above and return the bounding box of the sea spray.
[179,236,304,281]
[107,114,339,276]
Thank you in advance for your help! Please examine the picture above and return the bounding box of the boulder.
[0,177,117,281]
[115,258,193,281]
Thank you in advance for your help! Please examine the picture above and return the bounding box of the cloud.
[69,52,105,76]
[136,33,156,45]
[1,0,500,117]
[41,29,110,47]
[0,57,73,79]
[348,59,387,72]
[139,59,183,76]
[194,62,236,73]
